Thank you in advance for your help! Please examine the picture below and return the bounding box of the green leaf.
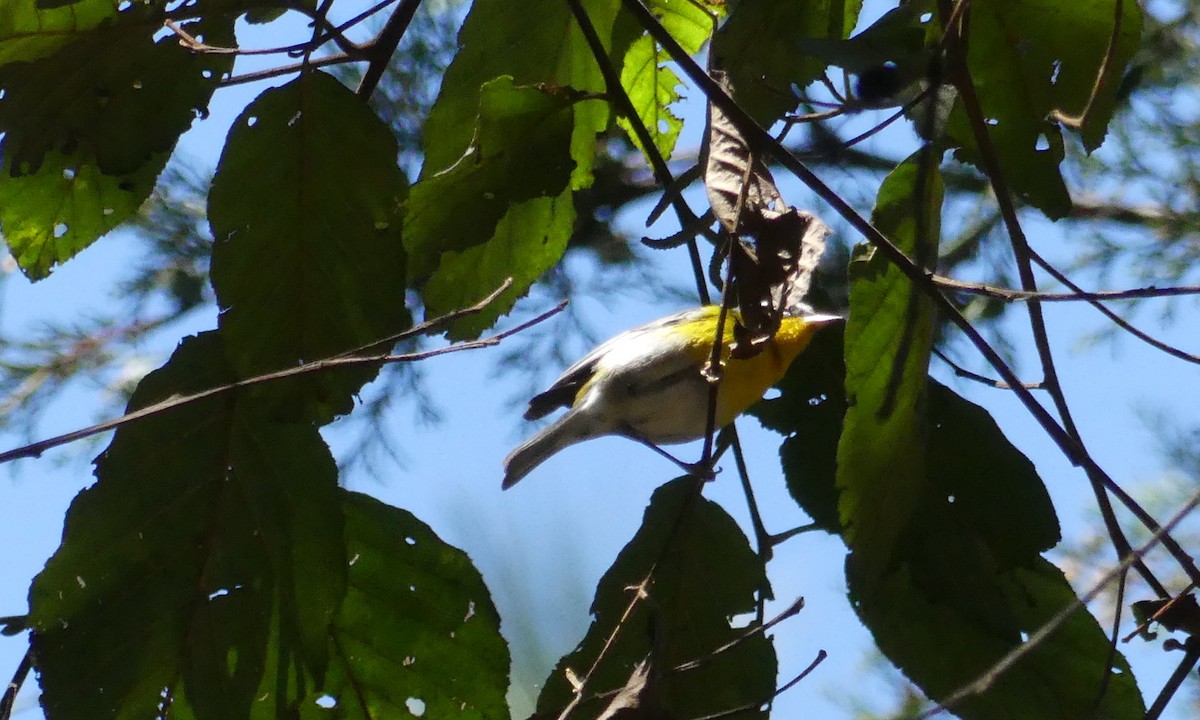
[712,0,864,125]
[837,150,940,573]
[944,0,1142,218]
[0,17,231,278]
[644,0,722,54]
[209,70,410,423]
[0,19,232,177]
[404,77,578,281]
[750,324,846,532]
[616,35,685,161]
[305,491,510,720]
[0,150,162,279]
[0,0,128,65]
[536,478,775,720]
[29,332,347,720]
[618,0,725,161]
[422,0,640,189]
[423,191,575,340]
[847,383,1142,720]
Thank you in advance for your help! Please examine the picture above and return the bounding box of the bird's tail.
[502,409,597,489]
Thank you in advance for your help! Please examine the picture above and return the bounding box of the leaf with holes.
[297,491,510,719]
[536,478,775,720]
[944,0,1143,218]
[29,332,347,720]
[209,70,410,424]
[0,17,231,278]
[0,150,162,279]
[617,35,685,162]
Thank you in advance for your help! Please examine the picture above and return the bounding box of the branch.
[564,0,712,305]
[0,281,561,465]
[624,0,1200,593]
[937,0,1172,598]
[219,52,356,87]
[1144,637,1200,720]
[0,648,31,720]
[932,348,1043,390]
[356,0,423,98]
[934,277,1200,303]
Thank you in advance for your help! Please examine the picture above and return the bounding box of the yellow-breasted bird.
[501,305,840,488]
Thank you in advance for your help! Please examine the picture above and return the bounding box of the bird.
[501,305,841,488]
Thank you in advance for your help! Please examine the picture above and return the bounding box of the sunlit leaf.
[837,150,940,573]
[616,35,684,161]
[423,191,575,340]
[404,77,577,280]
[422,0,639,192]
[0,17,231,278]
[0,150,162,278]
[0,0,129,65]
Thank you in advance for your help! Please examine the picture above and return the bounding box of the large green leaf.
[712,0,864,125]
[0,16,231,278]
[422,0,638,188]
[404,77,577,280]
[208,70,410,423]
[845,381,1142,720]
[837,150,940,573]
[944,0,1143,218]
[757,341,1145,717]
[536,479,775,720]
[28,332,347,720]
[422,191,575,340]
[305,491,510,720]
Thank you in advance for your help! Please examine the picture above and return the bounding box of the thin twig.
[0,648,31,720]
[1028,250,1200,365]
[932,347,1043,391]
[164,17,362,57]
[687,649,827,720]
[0,282,557,465]
[219,53,355,87]
[934,277,1200,303]
[673,597,805,672]
[1120,582,1198,643]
